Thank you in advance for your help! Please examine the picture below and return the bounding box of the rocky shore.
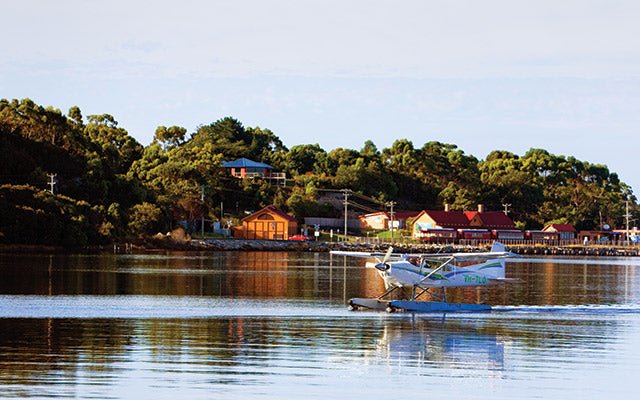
[129,237,640,257]
[2,238,638,257]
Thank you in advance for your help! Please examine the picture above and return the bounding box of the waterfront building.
[233,205,298,240]
[542,223,577,239]
[412,204,516,239]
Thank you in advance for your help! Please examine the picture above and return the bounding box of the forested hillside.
[0,98,636,246]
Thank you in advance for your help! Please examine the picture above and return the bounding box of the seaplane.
[331,241,520,313]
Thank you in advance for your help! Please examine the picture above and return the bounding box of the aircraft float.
[331,241,520,312]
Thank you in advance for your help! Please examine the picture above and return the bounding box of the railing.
[235,172,287,186]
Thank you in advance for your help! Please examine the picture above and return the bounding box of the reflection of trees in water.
[0,313,621,396]
[0,252,636,303]
[0,318,132,392]
[491,261,636,306]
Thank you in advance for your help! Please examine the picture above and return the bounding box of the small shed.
[234,205,298,240]
[543,223,577,240]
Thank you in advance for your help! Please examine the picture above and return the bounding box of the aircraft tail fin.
[490,241,506,253]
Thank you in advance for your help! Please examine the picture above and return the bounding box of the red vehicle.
[289,234,312,241]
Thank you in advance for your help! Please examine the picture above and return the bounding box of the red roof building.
[543,223,577,239]
[412,205,516,238]
[412,210,470,237]
[465,211,516,230]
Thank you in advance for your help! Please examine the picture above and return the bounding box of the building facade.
[233,205,298,240]
[542,223,577,239]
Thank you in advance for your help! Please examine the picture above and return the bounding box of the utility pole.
[47,173,57,194]
[342,189,351,241]
[599,209,603,231]
[201,185,205,238]
[220,201,224,230]
[502,203,511,216]
[387,201,396,240]
[625,200,630,242]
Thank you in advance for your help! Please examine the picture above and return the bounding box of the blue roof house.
[222,158,274,178]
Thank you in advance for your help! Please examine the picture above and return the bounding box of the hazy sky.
[2,0,640,191]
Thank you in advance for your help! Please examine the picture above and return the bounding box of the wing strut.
[418,256,454,286]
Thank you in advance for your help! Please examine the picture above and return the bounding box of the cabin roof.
[242,205,297,223]
[222,158,273,169]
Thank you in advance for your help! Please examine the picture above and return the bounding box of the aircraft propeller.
[374,246,394,271]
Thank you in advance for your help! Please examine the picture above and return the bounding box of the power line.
[346,201,378,213]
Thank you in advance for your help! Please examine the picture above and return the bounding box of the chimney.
[444,203,450,212]
[477,204,485,213]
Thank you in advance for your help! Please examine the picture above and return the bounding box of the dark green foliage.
[283,144,327,176]
[0,185,98,246]
[127,202,164,237]
[1,97,638,246]
[1,99,147,245]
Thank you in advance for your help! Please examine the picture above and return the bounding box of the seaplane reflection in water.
[367,318,505,372]
[331,242,520,312]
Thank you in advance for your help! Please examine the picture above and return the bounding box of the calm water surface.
[1,251,639,399]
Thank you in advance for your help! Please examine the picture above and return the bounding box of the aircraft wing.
[417,250,520,261]
[330,242,519,261]
[330,251,518,260]
[416,242,518,260]
[329,250,407,260]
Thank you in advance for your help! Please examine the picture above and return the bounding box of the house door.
[251,221,264,239]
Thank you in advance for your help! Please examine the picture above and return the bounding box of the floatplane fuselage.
[367,258,507,289]
[331,242,520,312]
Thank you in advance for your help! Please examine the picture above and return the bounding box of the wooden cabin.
[234,205,298,240]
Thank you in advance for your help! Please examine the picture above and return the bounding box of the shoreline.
[2,238,639,257]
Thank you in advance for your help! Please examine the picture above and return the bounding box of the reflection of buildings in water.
[224,252,291,298]
[543,263,556,305]
[366,320,505,375]
[358,268,387,299]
